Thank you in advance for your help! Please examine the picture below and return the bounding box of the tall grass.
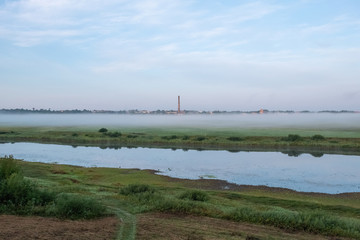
[48,193,106,220]
[0,156,55,214]
[119,183,360,239]
[179,190,209,202]
[225,206,360,239]
[0,156,106,219]
[0,155,20,180]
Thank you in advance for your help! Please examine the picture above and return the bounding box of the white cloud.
[1,0,360,110]
[210,1,283,24]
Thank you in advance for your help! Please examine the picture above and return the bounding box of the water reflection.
[310,153,324,158]
[93,144,329,157]
[281,151,324,158]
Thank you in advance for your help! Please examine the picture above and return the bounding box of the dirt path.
[108,206,136,240]
[0,215,119,240]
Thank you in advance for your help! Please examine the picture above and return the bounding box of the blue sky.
[0,0,359,111]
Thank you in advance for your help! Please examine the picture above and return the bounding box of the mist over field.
[1,113,359,129]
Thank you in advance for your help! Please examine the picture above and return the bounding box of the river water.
[1,142,359,194]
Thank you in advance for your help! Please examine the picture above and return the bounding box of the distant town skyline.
[1,0,359,111]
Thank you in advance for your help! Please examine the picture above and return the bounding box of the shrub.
[0,173,36,206]
[0,157,56,214]
[52,194,105,219]
[120,184,155,195]
[311,134,325,140]
[227,137,244,142]
[105,131,122,137]
[182,135,190,140]
[196,136,206,141]
[281,134,302,142]
[155,198,196,214]
[0,156,20,180]
[98,128,108,133]
[179,190,209,202]
[162,135,178,140]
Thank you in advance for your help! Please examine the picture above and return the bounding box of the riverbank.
[5,158,360,239]
[1,127,360,155]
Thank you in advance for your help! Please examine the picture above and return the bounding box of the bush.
[0,155,20,180]
[227,137,244,142]
[0,173,37,206]
[120,184,155,195]
[161,135,178,140]
[0,157,104,219]
[98,128,108,133]
[311,134,325,140]
[179,190,209,202]
[155,198,196,214]
[0,157,56,214]
[52,194,105,219]
[196,136,206,141]
[182,135,190,140]
[281,134,302,142]
[105,131,122,137]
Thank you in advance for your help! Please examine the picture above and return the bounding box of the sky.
[0,0,359,111]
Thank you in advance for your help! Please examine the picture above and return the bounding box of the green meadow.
[1,126,360,155]
[1,156,360,239]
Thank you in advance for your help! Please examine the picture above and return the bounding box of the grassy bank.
[2,157,360,239]
[0,156,107,219]
[1,126,360,154]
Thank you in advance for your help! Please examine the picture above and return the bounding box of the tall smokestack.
[178,96,180,113]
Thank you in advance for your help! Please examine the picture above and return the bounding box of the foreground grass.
[1,126,360,155]
[0,156,107,219]
[3,158,360,239]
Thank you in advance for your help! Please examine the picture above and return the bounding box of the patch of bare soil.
[136,212,348,240]
[0,215,118,240]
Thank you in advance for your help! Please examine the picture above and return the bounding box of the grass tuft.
[120,184,156,195]
[179,190,209,202]
[49,193,106,220]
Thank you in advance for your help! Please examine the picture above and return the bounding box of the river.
[1,142,359,194]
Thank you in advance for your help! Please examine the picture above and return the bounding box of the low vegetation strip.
[0,156,107,219]
[226,207,360,238]
[118,184,360,239]
[1,127,360,154]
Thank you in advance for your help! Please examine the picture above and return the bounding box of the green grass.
[116,184,360,238]
[0,156,107,219]
[2,155,360,238]
[1,126,360,155]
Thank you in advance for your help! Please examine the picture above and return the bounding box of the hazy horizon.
[1,112,360,130]
[1,1,359,111]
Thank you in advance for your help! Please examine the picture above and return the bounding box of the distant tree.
[98,128,108,133]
